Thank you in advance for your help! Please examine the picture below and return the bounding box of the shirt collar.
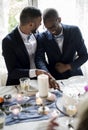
[18,26,32,41]
[54,28,63,38]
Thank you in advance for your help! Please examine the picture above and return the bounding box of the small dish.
[36,92,56,101]
[3,94,12,102]
[9,104,22,115]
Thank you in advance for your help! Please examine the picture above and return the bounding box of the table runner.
[2,91,62,125]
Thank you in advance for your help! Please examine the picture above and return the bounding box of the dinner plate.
[36,92,56,101]
[55,96,69,116]
[30,80,38,89]
[58,76,87,87]
[56,95,79,116]
[56,94,82,119]
[16,80,38,96]
[57,76,86,96]
[27,86,38,96]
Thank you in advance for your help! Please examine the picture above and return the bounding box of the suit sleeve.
[2,37,29,81]
[70,26,88,70]
[35,34,49,72]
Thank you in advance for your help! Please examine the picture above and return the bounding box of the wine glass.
[65,101,77,128]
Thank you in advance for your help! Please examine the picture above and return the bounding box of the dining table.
[0,75,87,130]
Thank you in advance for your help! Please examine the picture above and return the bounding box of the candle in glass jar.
[12,108,20,115]
[9,105,22,115]
[38,74,49,98]
[17,94,23,101]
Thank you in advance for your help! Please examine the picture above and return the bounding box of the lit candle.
[12,108,20,115]
[17,94,23,101]
[38,74,49,98]
[36,97,43,105]
[9,105,22,115]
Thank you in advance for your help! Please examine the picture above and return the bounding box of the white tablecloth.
[0,76,87,130]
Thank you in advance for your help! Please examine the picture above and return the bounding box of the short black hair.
[43,8,59,23]
[20,6,42,25]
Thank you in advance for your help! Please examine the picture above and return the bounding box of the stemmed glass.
[65,96,78,128]
[66,104,77,116]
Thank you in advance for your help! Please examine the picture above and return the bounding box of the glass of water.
[0,110,5,130]
[19,77,30,94]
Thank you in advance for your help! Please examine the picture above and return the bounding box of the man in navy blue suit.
[2,7,60,89]
[35,8,88,80]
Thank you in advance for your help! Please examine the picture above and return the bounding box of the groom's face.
[44,17,61,35]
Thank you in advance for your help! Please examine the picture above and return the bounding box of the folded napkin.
[4,91,62,125]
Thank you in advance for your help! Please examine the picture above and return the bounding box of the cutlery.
[68,123,74,130]
[15,85,20,93]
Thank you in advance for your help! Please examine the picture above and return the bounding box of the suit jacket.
[35,24,88,80]
[2,27,32,85]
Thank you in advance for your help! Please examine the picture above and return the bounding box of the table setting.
[0,75,88,130]
[0,74,62,126]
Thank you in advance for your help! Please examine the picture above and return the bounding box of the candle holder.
[37,74,52,114]
[38,97,50,115]
[9,104,22,119]
[36,92,51,114]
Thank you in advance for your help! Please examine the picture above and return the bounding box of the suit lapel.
[62,26,69,56]
[14,28,29,58]
[46,31,62,56]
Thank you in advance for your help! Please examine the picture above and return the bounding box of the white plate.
[26,87,38,96]
[57,76,87,95]
[30,80,38,89]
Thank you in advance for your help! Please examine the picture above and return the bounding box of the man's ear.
[29,22,34,27]
[57,17,61,23]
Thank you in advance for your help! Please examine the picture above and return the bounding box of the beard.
[31,28,37,34]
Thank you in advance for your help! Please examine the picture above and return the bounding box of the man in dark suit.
[35,8,88,80]
[2,7,60,89]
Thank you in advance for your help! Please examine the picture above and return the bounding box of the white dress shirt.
[18,26,36,78]
[54,29,64,53]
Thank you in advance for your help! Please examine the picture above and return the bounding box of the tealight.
[12,108,20,115]
[36,97,42,105]
[9,104,22,115]
[16,94,23,101]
